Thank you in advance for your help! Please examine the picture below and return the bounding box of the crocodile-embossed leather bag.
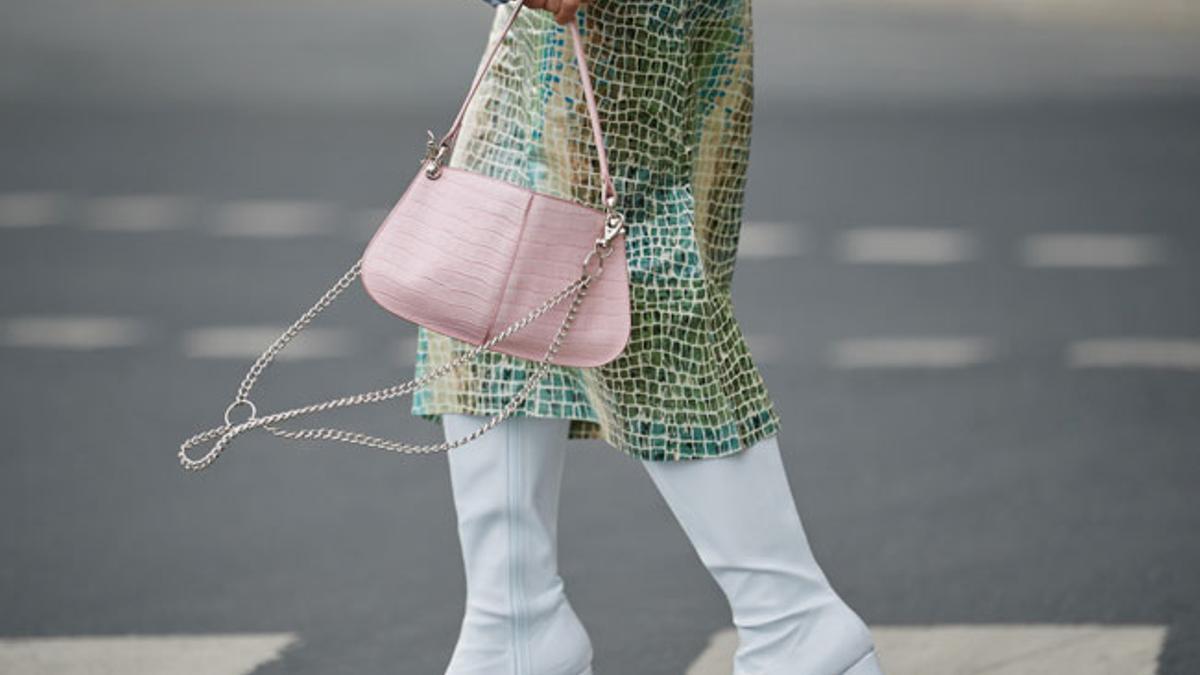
[180,5,629,471]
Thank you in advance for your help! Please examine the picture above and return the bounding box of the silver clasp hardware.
[597,210,626,250]
[423,130,449,179]
[583,211,624,276]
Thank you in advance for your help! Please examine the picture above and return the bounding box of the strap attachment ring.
[223,399,258,427]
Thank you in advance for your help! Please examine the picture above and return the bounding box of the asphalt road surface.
[2,2,1198,674]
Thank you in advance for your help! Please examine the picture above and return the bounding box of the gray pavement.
[2,1,1199,673]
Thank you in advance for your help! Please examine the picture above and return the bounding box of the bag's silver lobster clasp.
[596,190,626,251]
[597,209,626,252]
[583,208,626,277]
[423,130,449,179]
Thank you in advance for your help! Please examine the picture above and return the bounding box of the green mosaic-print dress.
[412,0,780,461]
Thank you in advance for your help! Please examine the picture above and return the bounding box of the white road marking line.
[1068,338,1200,370]
[739,222,807,259]
[0,633,297,675]
[838,227,977,265]
[183,326,354,360]
[745,333,788,365]
[87,195,192,232]
[686,629,738,675]
[212,199,335,238]
[0,317,149,350]
[839,0,1200,31]
[355,207,392,242]
[1020,233,1165,268]
[0,192,65,228]
[830,337,993,369]
[687,624,1166,675]
[393,335,422,366]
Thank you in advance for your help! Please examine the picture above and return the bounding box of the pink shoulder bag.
[179,6,630,472]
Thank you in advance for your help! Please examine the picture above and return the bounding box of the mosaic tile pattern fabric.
[412,0,781,461]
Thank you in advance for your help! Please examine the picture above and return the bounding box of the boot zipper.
[507,420,529,674]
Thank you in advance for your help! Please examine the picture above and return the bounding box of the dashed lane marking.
[4,321,1199,376]
[830,337,993,369]
[0,317,149,350]
[0,191,1185,276]
[355,207,392,242]
[393,336,422,366]
[182,326,355,360]
[1020,233,1165,268]
[0,633,297,675]
[738,221,807,258]
[86,195,193,232]
[745,333,789,365]
[211,199,336,238]
[687,624,1166,675]
[1068,338,1200,370]
[838,227,977,265]
[0,192,65,228]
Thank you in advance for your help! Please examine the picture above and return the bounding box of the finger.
[543,0,561,16]
[556,0,578,24]
[524,0,546,8]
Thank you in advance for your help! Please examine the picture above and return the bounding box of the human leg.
[443,413,594,675]
[639,434,882,675]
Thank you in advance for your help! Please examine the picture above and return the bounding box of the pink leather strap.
[441,2,616,204]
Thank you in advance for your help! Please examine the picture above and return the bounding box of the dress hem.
[412,405,782,463]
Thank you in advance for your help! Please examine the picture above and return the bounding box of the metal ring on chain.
[223,400,257,427]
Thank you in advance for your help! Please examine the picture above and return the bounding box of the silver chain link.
[178,239,614,472]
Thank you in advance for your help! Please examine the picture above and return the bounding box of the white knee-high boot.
[443,413,594,675]
[639,434,883,675]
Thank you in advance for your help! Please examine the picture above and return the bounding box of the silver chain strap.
[178,236,619,472]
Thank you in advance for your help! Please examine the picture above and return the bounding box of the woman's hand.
[523,0,590,25]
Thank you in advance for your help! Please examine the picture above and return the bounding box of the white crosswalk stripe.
[0,633,297,675]
[1068,338,1200,370]
[1020,233,1165,268]
[687,624,1166,675]
[0,192,65,228]
[182,326,355,360]
[838,227,977,265]
[87,195,193,232]
[0,624,1166,674]
[830,337,993,369]
[0,317,149,350]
